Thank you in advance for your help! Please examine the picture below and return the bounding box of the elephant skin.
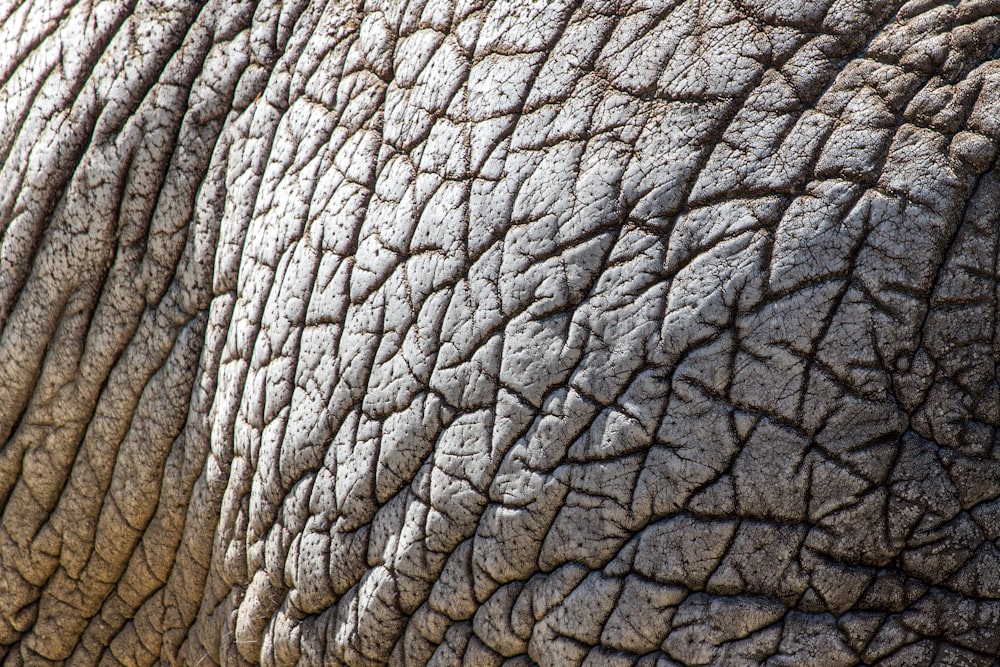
[1,0,1000,665]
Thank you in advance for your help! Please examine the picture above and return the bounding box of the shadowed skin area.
[1,0,999,664]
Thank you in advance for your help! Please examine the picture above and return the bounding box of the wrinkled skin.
[2,0,1000,665]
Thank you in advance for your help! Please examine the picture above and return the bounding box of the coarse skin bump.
[2,0,1000,665]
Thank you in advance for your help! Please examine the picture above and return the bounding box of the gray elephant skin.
[1,0,999,665]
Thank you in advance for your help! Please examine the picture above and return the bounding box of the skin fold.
[1,0,999,664]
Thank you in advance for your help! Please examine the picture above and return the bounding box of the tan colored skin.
[2,0,1000,665]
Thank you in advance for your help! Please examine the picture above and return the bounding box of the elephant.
[1,0,999,664]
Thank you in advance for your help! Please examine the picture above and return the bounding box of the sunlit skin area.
[0,0,999,664]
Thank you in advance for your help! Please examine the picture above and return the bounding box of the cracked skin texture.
[1,0,1000,665]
